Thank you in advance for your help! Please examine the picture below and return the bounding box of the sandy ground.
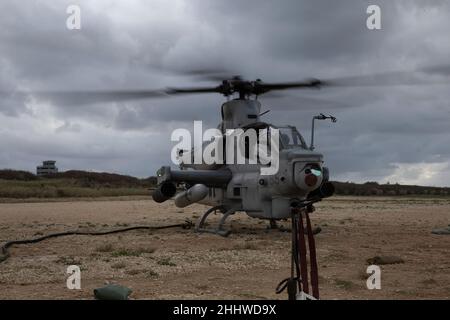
[0,196,449,300]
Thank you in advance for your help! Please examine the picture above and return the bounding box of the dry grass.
[358,270,370,280]
[157,257,177,266]
[146,270,159,278]
[111,247,156,257]
[95,244,115,253]
[125,269,144,275]
[111,262,127,269]
[54,256,81,265]
[232,242,259,250]
[0,179,149,199]
[334,279,356,290]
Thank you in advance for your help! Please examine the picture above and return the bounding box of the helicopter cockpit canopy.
[278,126,308,149]
[241,122,308,151]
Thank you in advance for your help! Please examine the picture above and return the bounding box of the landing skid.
[195,205,235,237]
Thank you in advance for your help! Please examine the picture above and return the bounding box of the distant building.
[36,160,58,176]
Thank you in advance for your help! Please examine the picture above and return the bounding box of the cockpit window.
[236,123,307,154]
[278,126,307,149]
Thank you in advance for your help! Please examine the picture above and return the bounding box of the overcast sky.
[1,0,449,186]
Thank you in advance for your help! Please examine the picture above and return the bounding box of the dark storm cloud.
[0,0,449,185]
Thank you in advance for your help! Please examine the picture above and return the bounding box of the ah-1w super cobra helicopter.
[148,75,338,299]
[151,76,336,237]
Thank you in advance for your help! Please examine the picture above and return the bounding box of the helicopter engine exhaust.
[152,181,177,203]
[308,181,335,200]
[174,184,209,208]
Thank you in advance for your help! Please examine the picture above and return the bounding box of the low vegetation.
[334,279,356,290]
[0,169,156,199]
[0,179,149,198]
[0,169,448,199]
[111,262,127,269]
[111,247,156,257]
[95,244,115,253]
[157,257,177,266]
[333,181,450,196]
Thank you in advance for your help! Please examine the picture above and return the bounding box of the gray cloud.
[0,0,449,186]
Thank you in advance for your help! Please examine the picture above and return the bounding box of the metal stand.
[276,202,320,300]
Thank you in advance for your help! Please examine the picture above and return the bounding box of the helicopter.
[143,70,447,300]
[8,68,445,238]
[151,75,336,236]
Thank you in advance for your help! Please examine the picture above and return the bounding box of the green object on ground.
[431,227,450,235]
[94,284,132,300]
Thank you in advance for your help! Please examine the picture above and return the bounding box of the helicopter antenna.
[259,110,271,117]
[310,113,337,151]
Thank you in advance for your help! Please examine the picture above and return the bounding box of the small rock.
[431,227,450,235]
[367,256,405,265]
[94,284,132,300]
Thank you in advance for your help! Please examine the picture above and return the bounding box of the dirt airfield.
[0,196,449,300]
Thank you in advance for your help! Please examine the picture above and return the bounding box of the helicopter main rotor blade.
[0,85,224,106]
[254,79,323,95]
[252,65,450,95]
[0,89,170,106]
[150,65,238,82]
[166,86,223,95]
[3,64,448,106]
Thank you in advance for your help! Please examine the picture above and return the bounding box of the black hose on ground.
[0,220,194,263]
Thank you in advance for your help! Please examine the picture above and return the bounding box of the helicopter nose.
[294,163,323,191]
[304,173,318,187]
